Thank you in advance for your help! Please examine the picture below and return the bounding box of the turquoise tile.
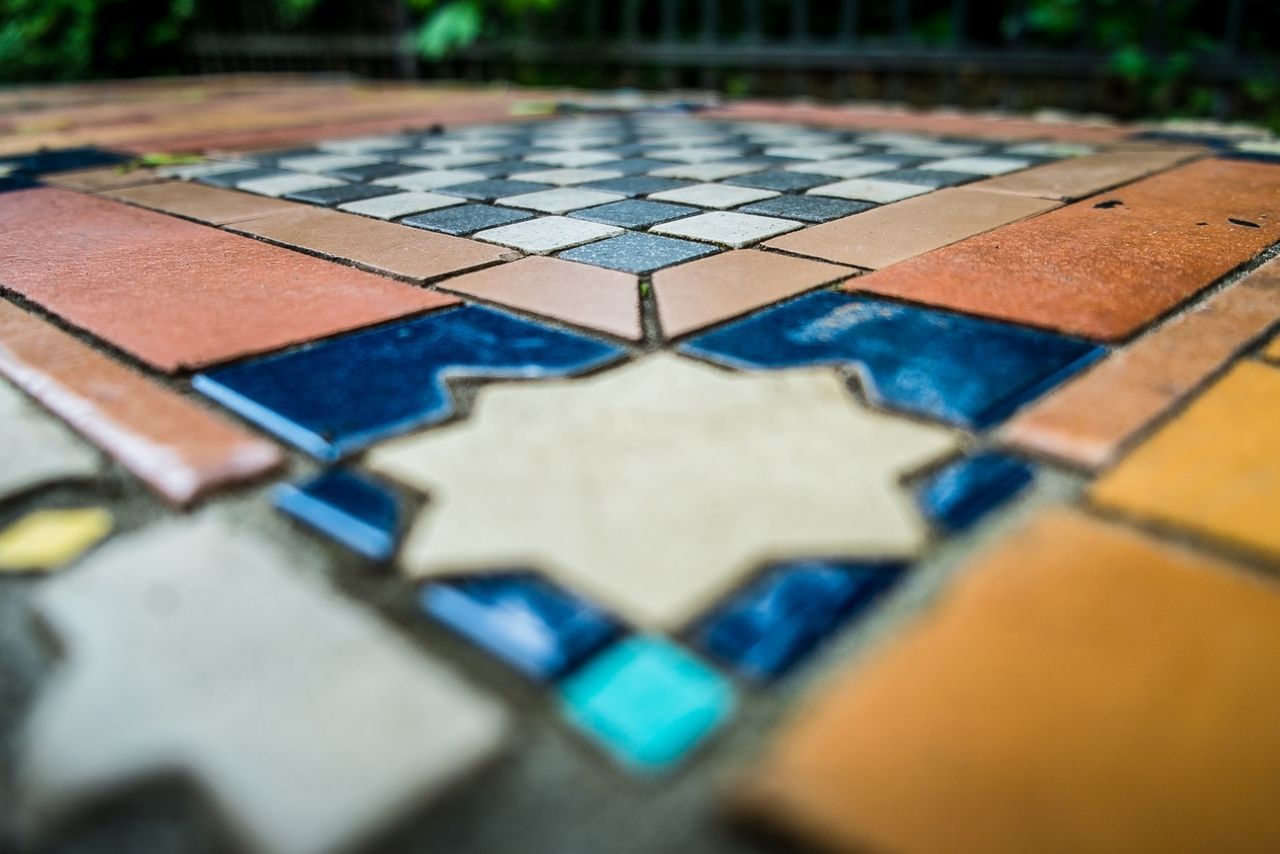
[559,636,734,773]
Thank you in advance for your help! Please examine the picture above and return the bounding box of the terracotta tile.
[766,188,1059,270]
[0,301,283,506]
[102,180,301,225]
[1002,257,1280,469]
[227,206,507,282]
[652,251,852,339]
[0,188,458,371]
[846,159,1280,341]
[40,166,165,193]
[439,256,641,340]
[1091,360,1280,560]
[971,147,1202,201]
[740,507,1280,854]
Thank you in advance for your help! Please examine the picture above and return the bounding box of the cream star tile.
[21,516,508,854]
[366,355,958,629]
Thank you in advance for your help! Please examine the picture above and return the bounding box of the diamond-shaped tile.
[726,170,836,192]
[374,169,489,191]
[650,161,771,181]
[558,231,718,274]
[338,191,462,220]
[808,178,933,203]
[788,155,916,179]
[923,155,1033,175]
[581,175,692,197]
[647,183,778,209]
[571,199,699,229]
[401,203,533,235]
[475,215,622,254]
[736,195,875,223]
[522,150,622,167]
[651,211,801,247]
[237,173,346,198]
[496,187,626,214]
[284,183,398,206]
[278,153,381,174]
[440,179,554,201]
[559,637,734,771]
[507,167,623,186]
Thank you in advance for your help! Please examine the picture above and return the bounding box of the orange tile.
[0,188,458,372]
[764,188,1059,270]
[0,301,282,505]
[1001,256,1280,468]
[103,180,301,225]
[740,507,1280,854]
[651,250,851,339]
[970,147,1202,201]
[439,256,641,340]
[227,206,508,282]
[1091,360,1280,560]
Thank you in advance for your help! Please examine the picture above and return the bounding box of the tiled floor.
[2,77,1280,854]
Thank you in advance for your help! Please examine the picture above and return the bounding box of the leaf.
[417,0,483,60]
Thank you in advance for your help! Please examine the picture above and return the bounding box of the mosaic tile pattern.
[5,86,1280,853]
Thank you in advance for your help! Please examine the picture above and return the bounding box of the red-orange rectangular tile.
[102,180,301,225]
[0,300,283,506]
[0,188,459,372]
[845,159,1280,341]
[1001,257,1280,469]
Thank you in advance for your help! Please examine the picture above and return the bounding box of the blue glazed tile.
[917,451,1034,533]
[274,469,402,561]
[559,231,717,274]
[420,574,621,682]
[559,636,734,773]
[692,561,903,681]
[12,147,129,175]
[680,292,1105,429]
[193,305,624,460]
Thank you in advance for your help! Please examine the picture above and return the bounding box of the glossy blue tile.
[193,305,624,460]
[559,636,734,772]
[274,469,401,561]
[917,451,1034,533]
[420,574,621,682]
[680,292,1105,429]
[692,561,903,681]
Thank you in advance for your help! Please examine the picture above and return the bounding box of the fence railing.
[185,0,1279,117]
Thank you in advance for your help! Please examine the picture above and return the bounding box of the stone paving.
[1,76,1280,854]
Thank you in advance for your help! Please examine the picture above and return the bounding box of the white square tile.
[788,156,906,179]
[647,183,778,209]
[922,155,1034,175]
[764,144,865,160]
[495,187,626,214]
[882,141,987,158]
[397,152,501,170]
[374,169,488,191]
[522,150,621,167]
[237,173,346,197]
[650,211,802,247]
[646,146,746,163]
[507,167,623,186]
[338,192,462,220]
[277,153,381,174]
[474,215,622,254]
[315,136,414,155]
[160,160,253,179]
[807,178,934,203]
[650,161,771,181]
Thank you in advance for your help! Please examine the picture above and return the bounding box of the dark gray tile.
[725,170,834,192]
[872,169,981,188]
[580,175,693,198]
[602,158,676,176]
[284,183,400,206]
[324,162,421,182]
[571,200,699,229]
[736,195,876,223]
[558,232,717,274]
[197,168,289,188]
[437,179,555,201]
[401,204,534,236]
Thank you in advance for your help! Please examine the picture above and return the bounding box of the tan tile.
[1002,257,1280,468]
[970,147,1202,201]
[41,166,165,194]
[0,301,282,506]
[103,180,300,225]
[740,507,1280,854]
[439,256,641,340]
[367,355,958,629]
[765,188,1059,270]
[651,250,852,339]
[0,188,457,372]
[1091,360,1280,560]
[228,206,508,282]
[846,159,1280,341]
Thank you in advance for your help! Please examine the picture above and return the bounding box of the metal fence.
[185,0,1280,116]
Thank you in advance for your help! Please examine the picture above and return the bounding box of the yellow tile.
[1265,332,1280,362]
[0,508,113,571]
[1092,361,1280,558]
